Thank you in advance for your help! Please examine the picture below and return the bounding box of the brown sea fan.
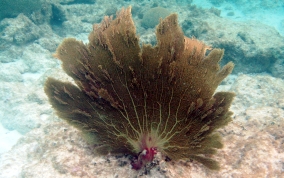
[44,7,235,170]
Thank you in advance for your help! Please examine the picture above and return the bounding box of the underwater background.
[0,0,283,177]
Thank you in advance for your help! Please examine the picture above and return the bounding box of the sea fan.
[44,7,235,170]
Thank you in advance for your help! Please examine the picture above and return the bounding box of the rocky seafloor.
[0,0,283,177]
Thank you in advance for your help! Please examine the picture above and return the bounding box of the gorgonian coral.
[45,7,235,170]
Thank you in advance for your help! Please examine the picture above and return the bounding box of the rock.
[0,14,41,45]
[230,74,284,114]
[0,0,43,20]
[270,58,284,79]
[141,7,171,28]
[182,8,284,74]
[0,42,58,134]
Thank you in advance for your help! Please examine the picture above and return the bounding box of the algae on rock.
[45,7,235,170]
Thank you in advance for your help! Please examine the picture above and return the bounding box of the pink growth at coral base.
[131,147,157,170]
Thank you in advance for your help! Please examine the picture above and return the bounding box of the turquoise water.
[0,0,283,177]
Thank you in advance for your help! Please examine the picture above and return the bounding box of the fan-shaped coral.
[45,7,234,170]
